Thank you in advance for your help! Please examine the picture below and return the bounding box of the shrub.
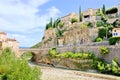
[96,21,104,27]
[58,21,64,28]
[87,22,94,28]
[0,48,41,80]
[100,46,109,55]
[71,18,78,24]
[98,28,107,38]
[109,37,120,45]
[96,37,103,42]
[48,48,57,58]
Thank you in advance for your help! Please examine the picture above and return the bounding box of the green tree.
[79,6,82,22]
[53,18,61,28]
[102,4,106,15]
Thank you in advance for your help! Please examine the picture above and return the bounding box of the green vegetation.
[21,51,33,59]
[87,22,94,28]
[58,21,64,28]
[106,7,118,14]
[98,28,107,38]
[46,18,53,30]
[46,18,64,30]
[55,29,64,37]
[96,37,103,42]
[79,6,82,22]
[100,46,109,55]
[0,47,41,80]
[113,19,120,28]
[71,18,78,24]
[93,58,120,75]
[102,4,106,15]
[96,21,104,27]
[48,48,94,59]
[48,48,120,75]
[31,42,41,48]
[109,37,120,45]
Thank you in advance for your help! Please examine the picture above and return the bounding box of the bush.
[71,18,78,24]
[0,48,41,80]
[87,22,94,28]
[48,48,57,58]
[58,21,64,28]
[96,37,103,42]
[109,37,120,45]
[100,46,109,55]
[96,21,104,27]
[98,28,107,38]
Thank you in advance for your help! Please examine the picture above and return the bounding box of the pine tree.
[79,6,82,22]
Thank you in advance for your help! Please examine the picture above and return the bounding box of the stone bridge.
[19,48,50,57]
[18,45,120,63]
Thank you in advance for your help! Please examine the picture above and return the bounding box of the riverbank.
[40,65,120,80]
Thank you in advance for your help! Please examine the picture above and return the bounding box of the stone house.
[0,32,19,56]
[112,28,120,37]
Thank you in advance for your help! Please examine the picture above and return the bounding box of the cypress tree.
[102,4,106,15]
[79,6,82,22]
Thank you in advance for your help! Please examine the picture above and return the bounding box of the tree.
[79,6,82,22]
[49,18,53,28]
[45,18,53,30]
[102,4,106,15]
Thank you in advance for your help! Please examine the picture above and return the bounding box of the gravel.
[40,66,120,80]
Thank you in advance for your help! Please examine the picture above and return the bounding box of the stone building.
[0,32,19,56]
[112,28,120,37]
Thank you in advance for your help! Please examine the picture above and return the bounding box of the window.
[113,32,118,36]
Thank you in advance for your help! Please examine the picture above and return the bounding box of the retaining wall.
[40,45,120,63]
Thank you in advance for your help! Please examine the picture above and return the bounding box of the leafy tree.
[79,6,82,22]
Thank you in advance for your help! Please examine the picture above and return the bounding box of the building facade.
[0,32,19,56]
[112,28,120,37]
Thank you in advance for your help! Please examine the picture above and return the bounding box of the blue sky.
[0,0,120,47]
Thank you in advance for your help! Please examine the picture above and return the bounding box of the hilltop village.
[40,4,120,48]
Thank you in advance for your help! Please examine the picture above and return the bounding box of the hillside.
[31,42,41,48]
[35,4,120,48]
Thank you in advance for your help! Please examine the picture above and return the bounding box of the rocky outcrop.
[41,29,57,48]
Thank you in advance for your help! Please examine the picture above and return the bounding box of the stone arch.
[21,51,38,62]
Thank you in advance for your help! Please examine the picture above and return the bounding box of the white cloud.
[0,0,61,47]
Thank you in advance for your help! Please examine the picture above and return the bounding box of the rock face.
[41,26,92,48]
[41,29,57,48]
[63,27,90,46]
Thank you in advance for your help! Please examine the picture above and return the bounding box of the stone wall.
[39,45,120,64]
[56,46,120,63]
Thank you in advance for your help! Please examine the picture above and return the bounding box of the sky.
[0,0,120,47]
